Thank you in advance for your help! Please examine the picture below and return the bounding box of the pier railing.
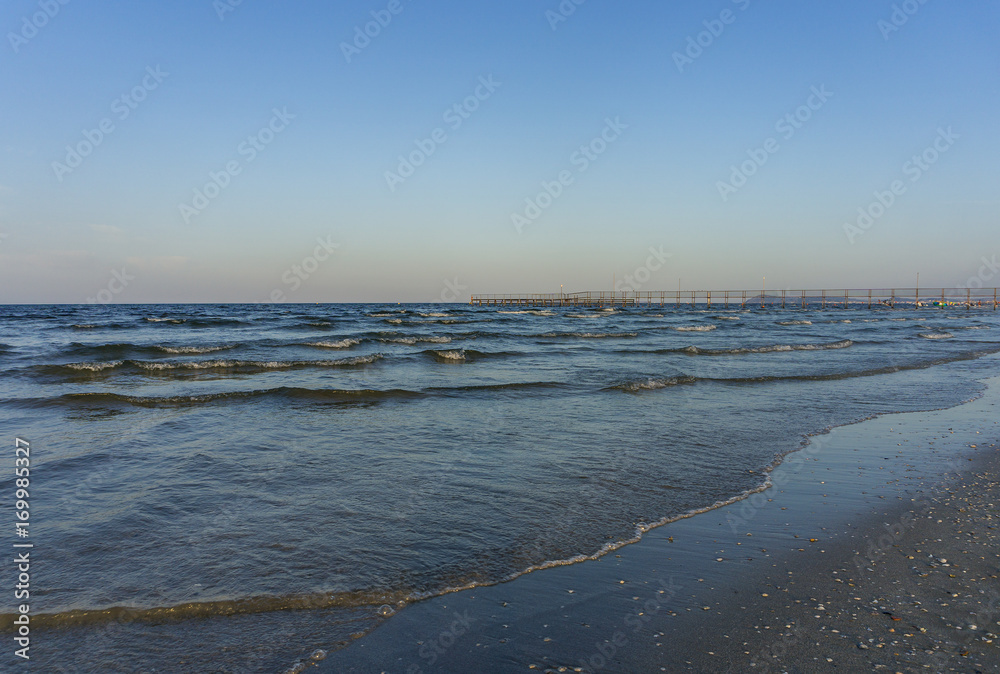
[469,288,999,309]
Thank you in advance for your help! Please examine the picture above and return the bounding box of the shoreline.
[314,373,1000,673]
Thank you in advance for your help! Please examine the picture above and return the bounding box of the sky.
[1,0,998,303]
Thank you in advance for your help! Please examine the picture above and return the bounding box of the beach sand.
[313,376,1000,674]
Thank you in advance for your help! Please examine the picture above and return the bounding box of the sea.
[1,302,998,672]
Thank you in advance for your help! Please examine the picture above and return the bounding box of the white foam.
[615,375,695,391]
[66,360,123,371]
[380,336,452,345]
[432,349,466,361]
[683,339,853,355]
[305,339,362,349]
[158,344,236,354]
[674,325,717,332]
[498,310,555,316]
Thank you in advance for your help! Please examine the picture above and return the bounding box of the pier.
[470,288,999,309]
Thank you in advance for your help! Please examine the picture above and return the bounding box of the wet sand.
[312,375,1000,674]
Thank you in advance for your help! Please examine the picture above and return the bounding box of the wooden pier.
[470,288,999,310]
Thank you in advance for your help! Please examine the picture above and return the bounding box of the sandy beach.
[315,374,1000,673]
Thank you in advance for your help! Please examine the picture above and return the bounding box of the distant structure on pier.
[470,288,999,310]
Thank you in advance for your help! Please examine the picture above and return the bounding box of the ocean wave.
[379,336,452,345]
[918,332,954,339]
[54,386,421,408]
[419,312,450,318]
[424,381,564,395]
[608,375,697,392]
[429,349,468,362]
[712,316,741,321]
[537,332,638,339]
[605,346,1000,390]
[673,325,717,332]
[0,588,411,631]
[62,360,123,372]
[498,310,555,316]
[50,354,383,375]
[776,320,812,326]
[147,316,251,328]
[157,344,238,354]
[65,342,239,358]
[420,348,512,363]
[681,339,854,356]
[304,338,363,349]
[47,381,566,409]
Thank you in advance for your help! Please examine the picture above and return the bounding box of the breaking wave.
[304,338,363,349]
[48,354,383,375]
[379,336,452,345]
[681,339,854,356]
[608,375,698,392]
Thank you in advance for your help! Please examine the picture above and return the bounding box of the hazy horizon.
[2,0,998,303]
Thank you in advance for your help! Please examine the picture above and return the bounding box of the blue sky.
[1,0,997,302]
